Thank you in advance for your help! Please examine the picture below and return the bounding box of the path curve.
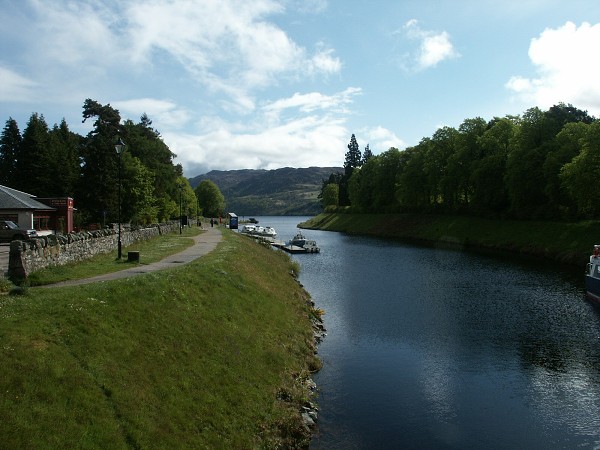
[41,227,222,288]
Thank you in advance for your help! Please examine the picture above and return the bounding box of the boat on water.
[240,224,277,238]
[240,224,257,234]
[586,245,600,302]
[286,231,320,253]
[288,231,307,247]
[261,226,277,238]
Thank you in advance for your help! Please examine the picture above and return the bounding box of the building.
[0,185,74,234]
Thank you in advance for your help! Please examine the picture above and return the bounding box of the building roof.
[0,185,55,210]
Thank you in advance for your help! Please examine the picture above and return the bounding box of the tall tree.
[362,144,373,165]
[195,179,225,218]
[15,113,51,195]
[340,134,362,206]
[344,134,362,177]
[0,118,21,186]
[47,119,80,196]
[78,99,123,224]
[560,121,600,217]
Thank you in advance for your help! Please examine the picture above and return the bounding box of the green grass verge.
[26,227,202,286]
[0,231,320,448]
[301,212,600,266]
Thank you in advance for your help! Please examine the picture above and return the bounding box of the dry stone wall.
[8,222,179,279]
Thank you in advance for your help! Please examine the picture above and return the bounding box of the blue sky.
[1,0,599,177]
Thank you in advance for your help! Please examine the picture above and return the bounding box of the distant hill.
[189,167,343,216]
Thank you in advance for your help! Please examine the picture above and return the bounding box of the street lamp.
[178,183,183,234]
[115,137,125,259]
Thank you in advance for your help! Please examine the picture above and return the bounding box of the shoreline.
[299,212,600,267]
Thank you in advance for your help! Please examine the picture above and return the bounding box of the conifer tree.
[0,118,21,186]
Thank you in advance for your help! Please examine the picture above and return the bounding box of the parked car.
[0,220,38,242]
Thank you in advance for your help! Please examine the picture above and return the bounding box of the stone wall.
[8,222,179,279]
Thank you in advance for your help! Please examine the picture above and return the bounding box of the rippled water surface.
[250,217,600,449]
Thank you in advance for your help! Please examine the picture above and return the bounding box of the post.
[115,138,125,259]
[179,183,183,234]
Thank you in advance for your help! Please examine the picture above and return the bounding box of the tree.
[469,117,515,215]
[14,113,51,195]
[195,180,225,218]
[362,144,373,165]
[344,134,362,177]
[340,134,362,206]
[321,183,339,210]
[47,119,80,197]
[78,99,123,224]
[560,121,600,217]
[121,152,156,224]
[0,118,21,186]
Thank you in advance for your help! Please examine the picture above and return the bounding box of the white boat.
[240,224,257,234]
[261,226,277,237]
[287,231,320,253]
[287,231,307,247]
[240,224,277,238]
[586,244,600,302]
[303,239,320,253]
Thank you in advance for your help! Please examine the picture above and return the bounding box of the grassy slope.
[0,231,319,449]
[301,212,600,266]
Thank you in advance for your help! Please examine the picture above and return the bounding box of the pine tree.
[15,113,51,194]
[344,134,362,177]
[0,118,21,186]
[362,144,373,165]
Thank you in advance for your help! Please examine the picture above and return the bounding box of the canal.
[252,217,600,449]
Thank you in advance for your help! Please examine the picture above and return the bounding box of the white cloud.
[123,0,341,100]
[0,67,38,102]
[167,88,359,174]
[361,126,406,152]
[113,98,192,130]
[262,87,361,117]
[401,19,460,71]
[506,21,600,115]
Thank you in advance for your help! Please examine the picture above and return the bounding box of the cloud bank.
[506,21,600,116]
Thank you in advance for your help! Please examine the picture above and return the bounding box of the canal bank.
[293,217,600,449]
[300,212,600,267]
[0,229,322,449]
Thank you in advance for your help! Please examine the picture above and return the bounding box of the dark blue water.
[250,217,600,449]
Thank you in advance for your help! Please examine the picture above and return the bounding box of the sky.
[1,0,599,177]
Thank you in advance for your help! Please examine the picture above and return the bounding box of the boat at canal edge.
[585,245,600,301]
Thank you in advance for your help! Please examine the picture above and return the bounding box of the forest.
[0,99,200,228]
[3,101,598,227]
[325,103,600,221]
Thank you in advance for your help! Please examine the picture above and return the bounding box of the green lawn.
[0,230,320,448]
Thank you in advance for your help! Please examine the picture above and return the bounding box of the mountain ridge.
[189,166,343,216]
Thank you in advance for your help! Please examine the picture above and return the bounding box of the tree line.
[0,99,225,228]
[322,103,600,220]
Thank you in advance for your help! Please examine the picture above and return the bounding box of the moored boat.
[240,224,257,234]
[239,224,277,238]
[287,231,307,247]
[585,244,600,302]
[286,231,320,253]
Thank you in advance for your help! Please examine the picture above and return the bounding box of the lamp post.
[115,138,125,259]
[179,183,183,234]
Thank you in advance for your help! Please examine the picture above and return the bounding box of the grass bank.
[301,212,600,266]
[0,230,321,448]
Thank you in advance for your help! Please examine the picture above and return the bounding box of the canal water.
[250,217,600,449]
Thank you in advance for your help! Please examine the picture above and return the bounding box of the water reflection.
[249,218,600,448]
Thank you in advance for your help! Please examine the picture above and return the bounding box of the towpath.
[40,226,222,288]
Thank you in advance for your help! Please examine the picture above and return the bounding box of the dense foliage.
[0,100,214,227]
[324,103,598,220]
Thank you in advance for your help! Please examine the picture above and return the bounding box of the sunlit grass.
[0,230,318,448]
[302,212,600,265]
[26,227,203,286]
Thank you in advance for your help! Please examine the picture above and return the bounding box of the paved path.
[41,226,222,288]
